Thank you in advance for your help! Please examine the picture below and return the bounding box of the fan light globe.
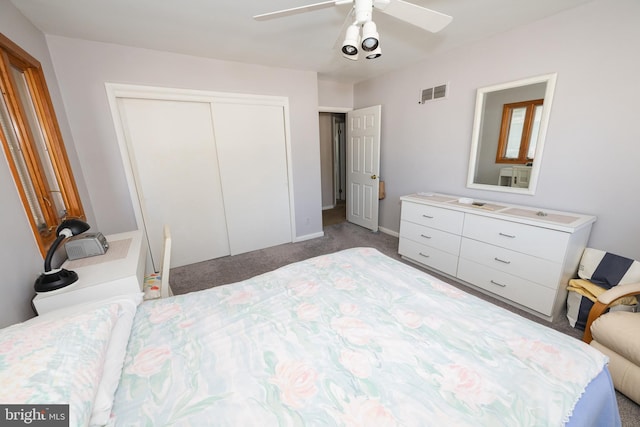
[341,24,360,56]
[361,21,379,51]
[342,44,357,55]
[366,46,382,59]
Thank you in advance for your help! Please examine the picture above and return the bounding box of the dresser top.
[401,193,596,233]
[35,229,144,298]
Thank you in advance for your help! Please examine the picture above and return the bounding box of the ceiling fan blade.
[375,0,452,33]
[254,0,339,21]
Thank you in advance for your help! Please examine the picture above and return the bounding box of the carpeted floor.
[170,221,640,425]
[322,201,346,227]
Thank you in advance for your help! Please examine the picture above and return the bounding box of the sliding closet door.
[117,98,230,269]
[211,102,292,254]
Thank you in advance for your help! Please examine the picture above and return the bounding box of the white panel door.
[117,98,230,269]
[211,102,292,255]
[346,105,381,232]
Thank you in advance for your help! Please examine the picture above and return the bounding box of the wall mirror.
[466,73,557,195]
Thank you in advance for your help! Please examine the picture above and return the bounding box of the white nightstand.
[32,229,147,315]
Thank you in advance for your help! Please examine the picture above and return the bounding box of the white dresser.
[399,193,596,321]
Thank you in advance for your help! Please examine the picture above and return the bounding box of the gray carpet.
[170,221,640,425]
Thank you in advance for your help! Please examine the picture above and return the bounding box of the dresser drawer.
[462,214,570,261]
[459,238,562,289]
[400,220,461,256]
[401,201,464,235]
[457,258,556,316]
[399,238,459,276]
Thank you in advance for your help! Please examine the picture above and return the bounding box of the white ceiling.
[12,0,593,84]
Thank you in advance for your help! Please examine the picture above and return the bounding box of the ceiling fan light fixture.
[254,0,454,61]
[341,24,360,56]
[365,46,382,59]
[341,44,358,55]
[343,51,360,61]
[361,21,379,52]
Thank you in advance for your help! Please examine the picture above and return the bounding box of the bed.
[0,248,621,426]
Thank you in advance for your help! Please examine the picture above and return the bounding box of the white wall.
[355,0,640,260]
[45,36,323,240]
[318,79,353,110]
[0,0,92,326]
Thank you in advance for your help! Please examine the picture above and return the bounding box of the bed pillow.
[0,302,120,426]
[89,294,142,426]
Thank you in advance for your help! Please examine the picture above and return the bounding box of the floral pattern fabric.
[0,303,120,426]
[110,248,608,426]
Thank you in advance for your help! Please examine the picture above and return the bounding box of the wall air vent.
[419,83,448,104]
[421,88,433,103]
[433,84,447,99]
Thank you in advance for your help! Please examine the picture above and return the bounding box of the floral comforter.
[110,248,608,426]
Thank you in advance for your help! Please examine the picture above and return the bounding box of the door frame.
[106,83,297,263]
[319,106,351,215]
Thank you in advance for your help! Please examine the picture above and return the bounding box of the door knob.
[371,174,377,180]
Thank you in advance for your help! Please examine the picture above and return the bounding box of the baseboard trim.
[294,231,325,242]
[379,226,399,237]
[296,227,395,242]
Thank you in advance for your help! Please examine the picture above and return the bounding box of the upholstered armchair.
[583,282,640,405]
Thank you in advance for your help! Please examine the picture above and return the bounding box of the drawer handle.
[490,280,507,288]
[422,214,434,219]
[494,257,511,264]
[418,252,430,258]
[498,232,516,238]
[420,234,432,239]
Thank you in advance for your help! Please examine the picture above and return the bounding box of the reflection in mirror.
[497,98,543,162]
[467,73,557,195]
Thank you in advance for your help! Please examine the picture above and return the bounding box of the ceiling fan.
[254,0,453,61]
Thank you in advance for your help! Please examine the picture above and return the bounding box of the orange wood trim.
[496,99,543,164]
[583,289,640,343]
[0,32,39,68]
[582,301,608,343]
[0,52,57,223]
[0,32,85,256]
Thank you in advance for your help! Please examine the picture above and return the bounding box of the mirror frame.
[466,73,557,195]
